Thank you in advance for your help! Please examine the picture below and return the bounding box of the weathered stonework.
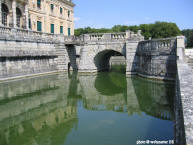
[77,31,144,73]
[136,38,177,80]
[0,27,74,80]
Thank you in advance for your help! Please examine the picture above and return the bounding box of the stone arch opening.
[94,49,126,72]
[1,3,9,26]
[16,7,22,27]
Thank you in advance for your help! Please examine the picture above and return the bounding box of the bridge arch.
[78,42,128,72]
[94,49,125,72]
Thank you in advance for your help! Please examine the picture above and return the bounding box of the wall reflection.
[0,72,174,145]
[0,75,78,145]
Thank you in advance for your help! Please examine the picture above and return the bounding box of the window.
[68,28,71,36]
[37,0,41,8]
[2,3,9,26]
[50,4,54,11]
[60,26,63,34]
[60,7,63,14]
[37,21,42,32]
[29,19,31,29]
[51,24,54,33]
[68,10,70,18]
[16,8,22,27]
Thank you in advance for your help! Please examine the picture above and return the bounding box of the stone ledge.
[0,50,56,57]
[0,71,59,82]
[135,72,175,81]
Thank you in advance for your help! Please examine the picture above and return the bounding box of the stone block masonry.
[0,26,75,81]
[136,38,177,80]
[0,31,58,80]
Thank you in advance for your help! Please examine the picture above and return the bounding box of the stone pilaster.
[25,4,29,29]
[126,30,131,39]
[126,41,139,75]
[12,0,17,28]
[177,36,185,61]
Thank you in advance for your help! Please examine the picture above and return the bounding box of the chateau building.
[0,0,75,35]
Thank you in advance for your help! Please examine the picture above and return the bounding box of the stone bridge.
[60,31,182,81]
[76,31,144,73]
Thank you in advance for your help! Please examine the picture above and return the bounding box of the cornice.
[58,0,75,7]
[16,0,28,4]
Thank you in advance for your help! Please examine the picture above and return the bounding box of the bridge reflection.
[76,72,174,120]
[0,72,174,145]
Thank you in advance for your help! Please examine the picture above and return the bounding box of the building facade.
[0,0,75,35]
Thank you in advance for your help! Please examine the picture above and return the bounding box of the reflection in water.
[0,71,175,145]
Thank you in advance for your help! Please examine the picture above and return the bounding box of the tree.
[150,22,181,39]
[75,22,182,40]
[139,24,152,39]
[181,29,193,48]
[112,25,129,32]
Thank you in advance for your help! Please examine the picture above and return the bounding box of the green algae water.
[0,71,175,145]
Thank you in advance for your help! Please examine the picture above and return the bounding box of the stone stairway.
[55,47,68,71]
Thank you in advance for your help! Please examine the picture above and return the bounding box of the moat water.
[0,68,175,145]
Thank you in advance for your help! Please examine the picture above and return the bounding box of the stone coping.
[0,71,59,82]
[140,37,176,42]
[177,61,193,145]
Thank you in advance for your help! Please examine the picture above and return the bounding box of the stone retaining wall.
[0,27,78,81]
[0,39,58,80]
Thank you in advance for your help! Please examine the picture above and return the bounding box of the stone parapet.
[0,26,78,44]
[138,37,176,53]
[81,31,144,42]
[175,61,193,145]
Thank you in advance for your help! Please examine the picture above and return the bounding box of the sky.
[73,0,193,30]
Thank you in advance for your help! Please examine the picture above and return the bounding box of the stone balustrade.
[0,26,76,44]
[111,32,126,40]
[81,30,144,42]
[138,38,176,54]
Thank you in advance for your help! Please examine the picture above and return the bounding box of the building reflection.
[0,75,78,145]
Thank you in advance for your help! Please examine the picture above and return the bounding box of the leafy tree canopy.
[75,21,181,40]
[181,29,193,48]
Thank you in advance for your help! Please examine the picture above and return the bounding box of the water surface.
[0,71,175,145]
